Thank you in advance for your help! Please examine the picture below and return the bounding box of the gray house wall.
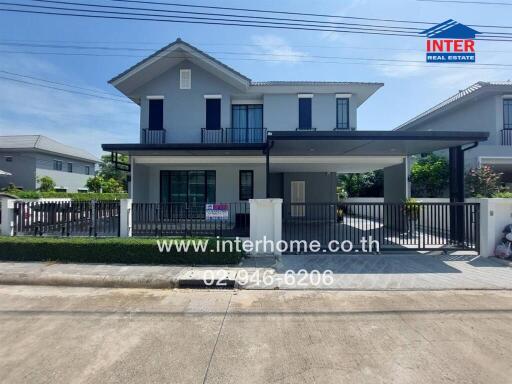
[135,60,359,143]
[0,151,95,192]
[402,93,510,169]
[132,162,266,203]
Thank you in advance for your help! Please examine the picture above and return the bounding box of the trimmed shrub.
[0,237,243,265]
[10,191,128,201]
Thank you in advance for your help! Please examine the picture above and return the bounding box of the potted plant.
[336,205,344,223]
[403,198,420,236]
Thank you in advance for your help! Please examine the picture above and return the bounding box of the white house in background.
[395,81,512,185]
[0,135,98,192]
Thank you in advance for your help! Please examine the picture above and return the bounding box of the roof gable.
[110,38,251,98]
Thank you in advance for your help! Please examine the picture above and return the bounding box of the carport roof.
[267,130,489,156]
[102,130,488,157]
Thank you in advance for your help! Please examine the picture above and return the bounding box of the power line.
[0,75,133,102]
[2,2,512,41]
[109,0,512,29]
[2,44,512,68]
[0,69,127,98]
[30,0,424,31]
[418,0,512,5]
[2,50,511,71]
[0,3,512,42]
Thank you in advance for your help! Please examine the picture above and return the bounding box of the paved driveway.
[0,286,511,384]
[241,253,512,290]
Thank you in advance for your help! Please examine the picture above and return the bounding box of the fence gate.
[14,200,120,237]
[282,202,480,252]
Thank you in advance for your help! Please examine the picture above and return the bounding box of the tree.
[102,178,124,193]
[465,165,503,197]
[86,176,104,193]
[36,176,55,192]
[98,154,128,191]
[409,154,449,197]
[337,170,383,198]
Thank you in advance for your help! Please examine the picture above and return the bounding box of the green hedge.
[10,191,128,201]
[0,237,243,265]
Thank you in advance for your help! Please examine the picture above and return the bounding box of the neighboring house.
[0,135,98,192]
[395,81,512,184]
[102,38,487,207]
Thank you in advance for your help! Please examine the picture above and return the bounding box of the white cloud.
[0,55,138,157]
[249,34,309,63]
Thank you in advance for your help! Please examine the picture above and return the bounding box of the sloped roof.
[395,81,512,131]
[251,81,383,86]
[0,135,98,162]
[109,38,251,90]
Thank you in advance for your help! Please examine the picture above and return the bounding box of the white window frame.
[180,69,191,90]
[204,94,222,99]
[298,94,314,98]
[336,93,352,99]
[146,95,164,100]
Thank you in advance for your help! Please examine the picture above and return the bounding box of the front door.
[291,181,305,217]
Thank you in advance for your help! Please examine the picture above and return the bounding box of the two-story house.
[102,39,488,211]
[395,81,512,185]
[0,135,98,192]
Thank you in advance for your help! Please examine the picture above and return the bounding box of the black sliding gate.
[282,202,480,252]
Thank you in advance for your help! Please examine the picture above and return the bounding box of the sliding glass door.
[232,104,263,143]
[161,171,216,218]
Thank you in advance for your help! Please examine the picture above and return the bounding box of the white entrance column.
[119,199,133,237]
[249,198,282,255]
[0,198,16,236]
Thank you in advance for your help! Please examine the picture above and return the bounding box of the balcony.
[501,129,512,145]
[141,129,166,144]
[201,128,267,144]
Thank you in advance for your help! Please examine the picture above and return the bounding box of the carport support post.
[449,146,465,245]
[265,142,271,198]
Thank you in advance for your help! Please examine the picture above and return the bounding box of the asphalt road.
[0,286,511,383]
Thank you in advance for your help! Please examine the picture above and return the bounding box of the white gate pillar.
[120,199,132,237]
[0,198,16,236]
[249,198,282,255]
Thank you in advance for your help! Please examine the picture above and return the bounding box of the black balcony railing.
[201,128,267,144]
[141,129,166,144]
[501,129,512,146]
[296,127,317,131]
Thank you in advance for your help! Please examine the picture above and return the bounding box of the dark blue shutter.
[148,99,163,130]
[298,98,312,130]
[206,98,221,130]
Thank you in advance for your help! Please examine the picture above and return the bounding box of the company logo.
[420,19,481,63]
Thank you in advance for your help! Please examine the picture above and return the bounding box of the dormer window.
[180,69,191,89]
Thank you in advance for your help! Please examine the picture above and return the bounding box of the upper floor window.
[53,160,63,171]
[205,96,221,130]
[504,99,512,130]
[336,98,350,129]
[298,95,312,130]
[180,69,191,89]
[148,98,164,130]
[85,165,90,175]
[67,162,73,173]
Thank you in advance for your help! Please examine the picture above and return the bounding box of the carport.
[263,130,489,251]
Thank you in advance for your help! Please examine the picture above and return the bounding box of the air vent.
[180,69,191,89]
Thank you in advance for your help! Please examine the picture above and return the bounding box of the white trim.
[298,93,313,98]
[503,95,512,99]
[204,94,222,99]
[231,99,263,105]
[146,95,164,100]
[336,93,352,98]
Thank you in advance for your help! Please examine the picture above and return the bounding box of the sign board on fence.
[205,204,229,221]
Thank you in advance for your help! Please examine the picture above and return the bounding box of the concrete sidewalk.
[1,253,512,290]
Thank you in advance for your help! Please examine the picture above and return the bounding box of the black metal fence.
[132,202,250,237]
[14,200,120,237]
[282,202,480,252]
[501,129,512,146]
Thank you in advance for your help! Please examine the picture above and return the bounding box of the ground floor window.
[160,170,216,204]
[239,170,254,200]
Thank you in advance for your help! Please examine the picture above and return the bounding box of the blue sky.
[0,0,511,156]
